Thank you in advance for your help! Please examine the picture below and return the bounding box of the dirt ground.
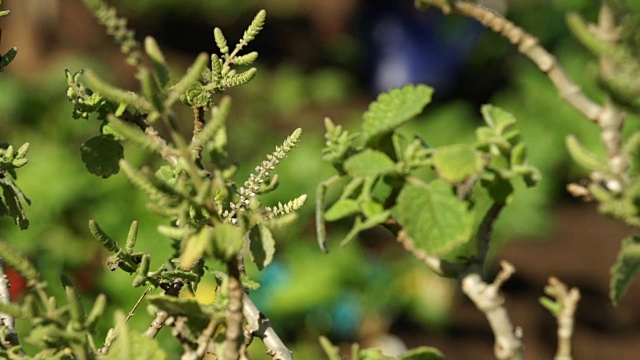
[403,203,640,360]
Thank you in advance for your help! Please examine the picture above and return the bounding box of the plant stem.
[476,202,506,270]
[419,0,603,122]
[461,260,523,360]
[595,3,627,181]
[545,277,580,360]
[243,296,293,360]
[191,106,206,171]
[223,258,244,360]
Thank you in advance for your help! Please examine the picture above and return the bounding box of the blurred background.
[1,0,640,358]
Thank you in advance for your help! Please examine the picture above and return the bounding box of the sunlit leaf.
[147,295,218,319]
[432,144,484,183]
[361,84,433,145]
[359,348,395,360]
[325,199,360,221]
[481,104,516,134]
[181,227,212,269]
[400,346,446,360]
[392,180,473,255]
[344,149,396,177]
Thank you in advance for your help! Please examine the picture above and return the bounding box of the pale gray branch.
[420,0,604,124]
[243,296,293,360]
[461,260,523,360]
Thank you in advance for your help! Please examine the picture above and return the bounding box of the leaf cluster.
[0,143,30,229]
[320,336,445,360]
[317,84,540,267]
[2,2,307,358]
[0,242,107,359]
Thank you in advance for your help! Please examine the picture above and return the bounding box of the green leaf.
[80,135,124,178]
[325,198,360,221]
[182,81,211,108]
[359,348,395,360]
[181,227,212,269]
[82,70,151,110]
[344,149,396,177]
[213,28,229,55]
[249,224,275,270]
[539,296,562,315]
[0,47,17,71]
[144,36,170,88]
[361,84,433,145]
[565,135,608,172]
[610,235,640,305]
[399,346,446,360]
[392,180,474,255]
[107,115,165,155]
[106,312,167,360]
[231,51,258,65]
[138,67,164,112]
[319,336,341,360]
[147,295,217,319]
[432,144,484,183]
[339,210,391,247]
[166,52,209,107]
[208,223,244,261]
[481,104,516,134]
[361,199,384,218]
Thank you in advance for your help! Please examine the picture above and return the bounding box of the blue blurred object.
[360,1,483,94]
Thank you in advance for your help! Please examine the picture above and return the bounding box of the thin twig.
[126,286,150,323]
[99,286,152,353]
[143,280,184,339]
[173,316,197,359]
[421,0,604,123]
[396,229,446,276]
[461,260,523,360]
[421,0,633,184]
[476,202,506,269]
[195,317,221,359]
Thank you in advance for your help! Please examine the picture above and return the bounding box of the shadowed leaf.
[80,135,124,178]
[610,235,640,305]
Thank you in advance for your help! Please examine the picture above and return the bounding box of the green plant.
[313,0,640,359]
[1,0,305,358]
[2,0,640,359]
